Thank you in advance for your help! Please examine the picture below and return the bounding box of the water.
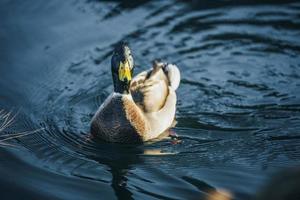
[1,0,300,199]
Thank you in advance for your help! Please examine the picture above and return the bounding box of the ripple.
[1,0,300,199]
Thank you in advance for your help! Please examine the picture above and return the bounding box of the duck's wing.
[143,86,177,140]
[130,66,168,112]
[129,70,149,110]
[117,89,176,142]
[130,62,180,113]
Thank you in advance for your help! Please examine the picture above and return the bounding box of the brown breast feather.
[91,95,145,143]
[122,95,150,140]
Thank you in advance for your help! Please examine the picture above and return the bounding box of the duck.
[90,42,180,143]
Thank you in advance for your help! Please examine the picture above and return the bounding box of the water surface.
[1,0,300,199]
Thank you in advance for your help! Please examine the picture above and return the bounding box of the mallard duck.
[90,42,180,143]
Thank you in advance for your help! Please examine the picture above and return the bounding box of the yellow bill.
[118,61,132,82]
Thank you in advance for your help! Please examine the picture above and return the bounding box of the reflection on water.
[1,0,300,199]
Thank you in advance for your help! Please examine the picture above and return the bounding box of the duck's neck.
[112,74,130,94]
[114,85,130,94]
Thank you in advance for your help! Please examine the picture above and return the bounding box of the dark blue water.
[1,0,300,199]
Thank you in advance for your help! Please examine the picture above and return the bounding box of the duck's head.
[111,41,134,94]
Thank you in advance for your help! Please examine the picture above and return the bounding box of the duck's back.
[90,94,143,143]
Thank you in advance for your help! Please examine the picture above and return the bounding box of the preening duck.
[91,42,180,143]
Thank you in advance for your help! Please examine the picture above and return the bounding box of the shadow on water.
[1,0,300,199]
[85,141,142,200]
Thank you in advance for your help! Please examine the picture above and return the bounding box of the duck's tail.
[163,63,181,90]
